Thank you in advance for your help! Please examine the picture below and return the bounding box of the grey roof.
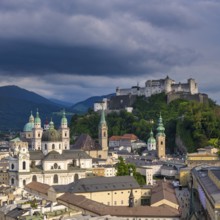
[72,134,101,151]
[30,149,91,162]
[44,151,65,161]
[192,167,220,205]
[161,165,178,171]
[29,150,44,160]
[6,208,27,218]
[63,176,140,193]
[63,150,92,159]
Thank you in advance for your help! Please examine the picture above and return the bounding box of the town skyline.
[0,0,220,103]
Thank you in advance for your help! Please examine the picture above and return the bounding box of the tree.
[116,157,145,186]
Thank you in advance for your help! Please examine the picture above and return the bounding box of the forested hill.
[70,93,220,153]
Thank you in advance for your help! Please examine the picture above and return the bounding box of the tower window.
[11,178,14,185]
[11,164,14,170]
[161,141,163,145]
[45,144,47,150]
[38,133,40,137]
[103,132,106,137]
[52,144,55,150]
[23,180,26,186]
[65,133,67,137]
[22,161,26,170]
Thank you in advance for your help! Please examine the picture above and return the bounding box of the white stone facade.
[116,77,198,97]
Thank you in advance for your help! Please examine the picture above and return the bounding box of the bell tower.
[156,113,166,158]
[60,110,70,150]
[99,106,108,153]
[32,109,43,150]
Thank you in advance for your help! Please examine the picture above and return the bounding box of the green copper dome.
[42,129,62,142]
[147,130,156,144]
[156,113,165,136]
[23,111,35,132]
[61,110,67,125]
[23,122,34,132]
[34,110,41,124]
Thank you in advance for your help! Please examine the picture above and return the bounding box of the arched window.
[59,144,61,149]
[22,161,26,170]
[52,144,55,150]
[65,133,67,137]
[74,173,79,181]
[11,164,14,170]
[11,178,14,185]
[103,132,106,137]
[32,175,37,182]
[23,180,26,186]
[45,144,47,150]
[38,133,40,137]
[161,141,163,145]
[53,174,58,184]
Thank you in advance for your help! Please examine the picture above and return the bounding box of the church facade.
[8,111,93,188]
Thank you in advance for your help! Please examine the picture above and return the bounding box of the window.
[74,173,79,181]
[22,161,26,170]
[59,144,61,149]
[65,133,67,137]
[121,200,123,205]
[38,133,40,137]
[11,164,14,170]
[161,141,163,145]
[52,144,55,149]
[11,178,14,185]
[32,175,37,182]
[114,201,117,205]
[45,144,47,150]
[23,180,26,186]
[54,163,58,169]
[53,174,58,184]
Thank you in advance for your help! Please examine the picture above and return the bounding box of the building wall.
[75,188,150,207]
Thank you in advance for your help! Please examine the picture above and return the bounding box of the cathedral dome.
[23,122,34,132]
[42,128,62,142]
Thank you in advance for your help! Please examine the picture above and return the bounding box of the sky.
[0,0,220,104]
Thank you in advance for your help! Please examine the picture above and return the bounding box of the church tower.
[32,110,43,150]
[60,110,70,150]
[99,107,108,153]
[156,113,166,158]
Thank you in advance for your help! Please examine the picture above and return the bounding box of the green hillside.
[70,93,220,153]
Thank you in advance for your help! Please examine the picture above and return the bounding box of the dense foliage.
[70,93,220,153]
[116,157,145,185]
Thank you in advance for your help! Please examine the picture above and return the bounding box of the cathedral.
[8,110,98,188]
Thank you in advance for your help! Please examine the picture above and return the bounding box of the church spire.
[156,113,165,136]
[99,105,106,126]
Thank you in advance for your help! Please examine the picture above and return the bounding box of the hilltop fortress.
[116,76,198,97]
[94,76,208,112]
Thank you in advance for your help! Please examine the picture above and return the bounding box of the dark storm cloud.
[0,0,203,77]
[0,39,197,76]
[0,0,220,102]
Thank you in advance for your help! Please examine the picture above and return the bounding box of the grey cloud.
[0,39,197,77]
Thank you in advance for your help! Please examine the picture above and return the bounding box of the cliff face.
[175,135,187,154]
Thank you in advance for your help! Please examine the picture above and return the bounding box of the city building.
[7,111,93,188]
[191,165,220,220]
